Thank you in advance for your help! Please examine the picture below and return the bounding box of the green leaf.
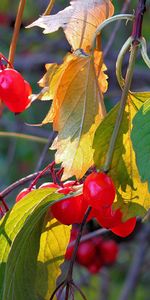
[0,188,71,300]
[131,97,150,192]
[93,92,150,219]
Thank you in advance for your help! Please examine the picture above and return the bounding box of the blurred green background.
[0,1,150,299]
[0,0,149,192]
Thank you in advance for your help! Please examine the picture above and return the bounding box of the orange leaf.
[42,50,107,180]
[27,0,114,51]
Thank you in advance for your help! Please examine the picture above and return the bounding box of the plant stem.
[43,0,55,16]
[91,14,134,50]
[132,0,146,42]
[104,0,131,57]
[0,131,48,144]
[103,44,138,173]
[119,224,150,300]
[0,195,9,212]
[28,162,55,190]
[66,207,92,281]
[34,132,56,172]
[8,0,26,66]
[103,0,147,173]
[0,171,49,198]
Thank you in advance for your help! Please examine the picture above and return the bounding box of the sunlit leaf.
[27,0,114,51]
[42,51,107,180]
[0,188,71,300]
[93,92,150,219]
[38,53,74,102]
[131,96,150,192]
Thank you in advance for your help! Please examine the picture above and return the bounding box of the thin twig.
[119,224,150,300]
[104,0,132,57]
[69,228,108,248]
[0,170,49,198]
[8,0,26,65]
[34,132,56,172]
[0,131,48,144]
[28,162,55,190]
[100,268,110,300]
[42,0,55,16]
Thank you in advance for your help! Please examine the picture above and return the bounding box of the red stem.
[0,53,13,69]
[28,161,55,190]
[0,207,4,218]
[0,195,9,212]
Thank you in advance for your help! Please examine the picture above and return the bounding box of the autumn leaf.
[27,0,114,51]
[38,53,74,102]
[93,92,150,220]
[0,189,71,300]
[41,50,106,180]
[131,96,150,192]
[35,214,71,300]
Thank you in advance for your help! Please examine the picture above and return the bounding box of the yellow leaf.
[44,51,107,180]
[118,92,150,219]
[36,213,71,300]
[93,92,150,220]
[27,0,114,51]
[38,54,74,101]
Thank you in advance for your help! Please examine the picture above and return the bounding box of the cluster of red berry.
[0,54,32,113]
[65,228,119,274]
[16,171,136,238]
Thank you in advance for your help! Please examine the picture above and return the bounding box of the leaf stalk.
[91,14,134,51]
[103,44,139,173]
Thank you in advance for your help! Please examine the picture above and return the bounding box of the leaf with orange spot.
[27,0,114,51]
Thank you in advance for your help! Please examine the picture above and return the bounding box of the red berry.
[76,241,96,267]
[24,80,32,98]
[0,68,31,112]
[111,217,136,237]
[51,187,84,225]
[39,182,59,189]
[51,181,95,224]
[95,207,122,229]
[83,172,116,209]
[65,244,74,260]
[87,257,103,274]
[92,236,103,247]
[100,240,118,265]
[16,188,34,203]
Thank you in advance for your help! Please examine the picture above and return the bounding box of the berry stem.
[0,167,60,199]
[0,207,4,218]
[42,0,55,16]
[8,0,26,66]
[0,195,9,212]
[28,161,55,190]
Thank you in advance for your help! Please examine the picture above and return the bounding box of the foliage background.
[0,1,150,299]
